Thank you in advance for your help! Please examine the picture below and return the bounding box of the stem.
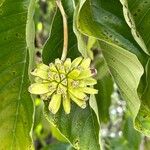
[56,0,68,61]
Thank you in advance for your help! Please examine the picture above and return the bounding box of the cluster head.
[28,57,98,114]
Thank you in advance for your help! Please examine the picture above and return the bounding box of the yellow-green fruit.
[28,57,98,114]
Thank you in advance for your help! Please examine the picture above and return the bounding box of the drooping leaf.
[77,0,147,135]
[120,0,150,135]
[0,0,35,149]
[135,58,150,135]
[99,41,143,117]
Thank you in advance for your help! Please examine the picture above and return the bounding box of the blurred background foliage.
[33,0,150,149]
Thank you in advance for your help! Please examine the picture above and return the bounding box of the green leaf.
[0,0,35,149]
[95,57,113,123]
[44,103,100,150]
[73,4,89,58]
[77,0,147,65]
[77,0,145,134]
[33,99,43,129]
[100,41,143,123]
[142,58,150,108]
[50,123,68,143]
[100,42,143,128]
[119,0,150,135]
[120,0,150,55]
[135,58,150,135]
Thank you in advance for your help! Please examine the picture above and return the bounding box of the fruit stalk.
[56,0,68,61]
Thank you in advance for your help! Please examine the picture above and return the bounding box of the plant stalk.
[56,0,68,61]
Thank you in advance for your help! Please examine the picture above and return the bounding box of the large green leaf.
[42,0,101,149]
[77,0,147,65]
[99,41,143,121]
[120,0,150,135]
[0,0,35,149]
[77,0,146,134]
[44,103,100,150]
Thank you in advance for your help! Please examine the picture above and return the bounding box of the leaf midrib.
[10,47,27,149]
